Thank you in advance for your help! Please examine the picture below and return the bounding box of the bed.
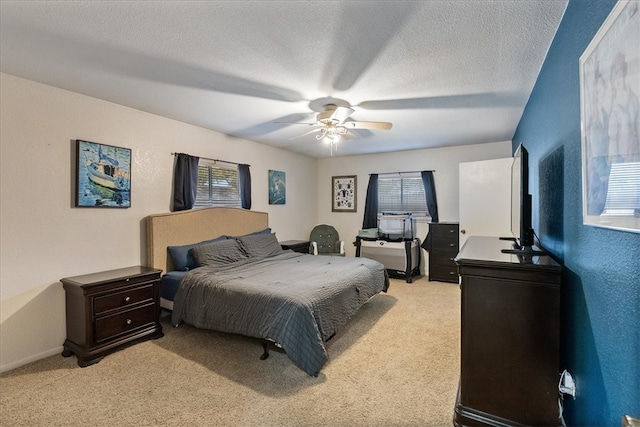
[145,207,389,376]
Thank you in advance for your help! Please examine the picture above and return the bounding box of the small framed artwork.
[332,175,357,212]
[76,139,131,208]
[579,1,640,233]
[268,170,286,205]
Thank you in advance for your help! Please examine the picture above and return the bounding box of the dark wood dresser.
[454,236,562,426]
[61,266,164,367]
[280,240,310,254]
[426,222,459,283]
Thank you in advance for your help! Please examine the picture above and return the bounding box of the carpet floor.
[0,277,461,426]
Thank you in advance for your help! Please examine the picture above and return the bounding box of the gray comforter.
[171,252,389,376]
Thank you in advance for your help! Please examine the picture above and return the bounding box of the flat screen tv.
[501,143,545,255]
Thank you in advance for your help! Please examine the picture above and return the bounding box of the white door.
[459,158,512,247]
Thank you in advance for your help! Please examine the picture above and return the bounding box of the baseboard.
[0,346,63,373]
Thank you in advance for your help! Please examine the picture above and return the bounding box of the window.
[194,160,241,208]
[378,172,429,217]
[602,162,640,216]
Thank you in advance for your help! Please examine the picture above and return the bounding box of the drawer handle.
[124,296,131,303]
[126,319,132,325]
[449,243,456,247]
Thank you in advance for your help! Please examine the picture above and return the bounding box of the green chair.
[309,224,345,256]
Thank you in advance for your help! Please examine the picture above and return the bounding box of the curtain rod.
[171,152,249,167]
[370,170,435,175]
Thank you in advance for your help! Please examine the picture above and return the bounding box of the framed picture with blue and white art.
[75,139,131,208]
[579,0,639,233]
[268,170,286,205]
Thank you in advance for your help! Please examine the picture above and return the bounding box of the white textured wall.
[0,72,512,372]
[317,141,513,259]
[0,73,318,371]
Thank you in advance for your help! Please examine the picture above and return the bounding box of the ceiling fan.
[282,103,393,145]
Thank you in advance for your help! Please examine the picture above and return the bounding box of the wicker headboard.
[145,207,269,273]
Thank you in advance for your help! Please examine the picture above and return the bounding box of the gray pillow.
[191,239,249,267]
[226,227,272,239]
[238,233,283,258]
[168,235,227,271]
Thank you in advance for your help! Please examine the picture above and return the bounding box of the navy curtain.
[238,163,252,210]
[421,170,439,223]
[172,153,199,211]
[362,174,379,229]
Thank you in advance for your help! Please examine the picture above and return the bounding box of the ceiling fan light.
[284,103,392,150]
[316,127,327,140]
[324,133,341,145]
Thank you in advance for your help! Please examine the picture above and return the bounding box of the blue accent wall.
[513,1,639,425]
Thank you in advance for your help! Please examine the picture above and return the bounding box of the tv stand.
[454,237,562,426]
[501,245,547,256]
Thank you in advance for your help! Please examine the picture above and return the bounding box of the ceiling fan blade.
[343,121,393,130]
[357,92,521,110]
[289,128,322,140]
[329,106,355,123]
[342,130,357,140]
[275,121,319,126]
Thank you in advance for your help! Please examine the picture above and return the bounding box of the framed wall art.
[76,140,131,208]
[332,175,357,212]
[268,170,286,205]
[579,0,639,232]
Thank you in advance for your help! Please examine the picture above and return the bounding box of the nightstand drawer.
[93,284,154,314]
[95,303,156,343]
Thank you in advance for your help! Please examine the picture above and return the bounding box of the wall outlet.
[622,415,640,427]
[559,369,576,399]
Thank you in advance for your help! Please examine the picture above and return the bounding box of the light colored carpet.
[0,277,461,426]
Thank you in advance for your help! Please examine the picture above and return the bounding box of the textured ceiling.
[0,1,567,158]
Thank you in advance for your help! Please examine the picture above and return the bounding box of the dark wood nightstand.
[280,240,310,254]
[61,266,164,367]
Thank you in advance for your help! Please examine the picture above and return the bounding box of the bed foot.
[260,342,270,360]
